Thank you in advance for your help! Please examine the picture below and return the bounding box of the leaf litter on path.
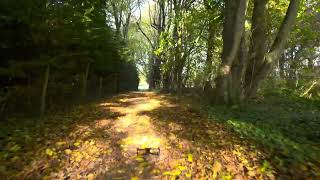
[0,92,282,179]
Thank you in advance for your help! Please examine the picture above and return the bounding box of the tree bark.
[99,77,103,97]
[229,35,247,103]
[243,0,268,97]
[279,53,285,78]
[213,0,248,104]
[244,0,301,98]
[40,64,50,117]
[203,20,215,91]
[82,63,90,98]
[148,55,161,90]
[172,1,182,93]
[111,2,122,37]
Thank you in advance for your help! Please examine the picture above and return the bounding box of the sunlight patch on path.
[97,92,197,179]
[110,92,167,157]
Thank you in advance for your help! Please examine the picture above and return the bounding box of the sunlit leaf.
[135,156,144,162]
[74,140,82,147]
[56,141,66,147]
[178,165,187,171]
[185,173,191,178]
[45,148,55,156]
[131,176,140,180]
[212,161,222,174]
[151,169,160,174]
[87,173,94,180]
[64,149,72,155]
[187,154,193,162]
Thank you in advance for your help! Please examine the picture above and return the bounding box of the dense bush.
[0,0,139,118]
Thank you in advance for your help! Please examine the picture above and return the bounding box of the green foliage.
[207,91,320,176]
[0,0,139,117]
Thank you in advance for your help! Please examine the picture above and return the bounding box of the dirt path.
[1,92,275,179]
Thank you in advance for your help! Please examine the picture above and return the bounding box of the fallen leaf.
[131,176,140,180]
[212,161,222,173]
[152,169,160,174]
[178,165,187,171]
[56,141,66,147]
[185,173,191,178]
[187,154,193,162]
[65,149,72,155]
[135,156,144,162]
[45,148,55,156]
[87,173,94,180]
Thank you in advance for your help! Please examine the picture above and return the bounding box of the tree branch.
[270,0,301,57]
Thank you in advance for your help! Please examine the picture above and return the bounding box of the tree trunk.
[229,35,247,103]
[308,58,314,69]
[243,0,268,97]
[279,53,285,78]
[244,0,301,98]
[149,55,161,90]
[40,64,50,117]
[213,0,248,104]
[163,67,173,92]
[99,77,103,97]
[82,63,90,98]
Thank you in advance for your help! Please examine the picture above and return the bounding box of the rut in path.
[3,92,275,179]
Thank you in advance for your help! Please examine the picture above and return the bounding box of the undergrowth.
[207,90,320,175]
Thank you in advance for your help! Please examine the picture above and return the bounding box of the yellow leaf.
[73,151,83,162]
[187,154,193,162]
[222,173,232,180]
[65,149,72,155]
[212,161,222,178]
[172,169,181,176]
[74,140,83,147]
[131,176,139,180]
[104,149,112,154]
[178,165,187,171]
[151,169,160,174]
[45,148,55,156]
[185,173,191,178]
[212,161,222,173]
[248,170,256,177]
[139,162,148,167]
[89,140,95,145]
[84,131,90,136]
[56,141,66,146]
[169,133,176,141]
[135,156,144,162]
[212,172,217,179]
[87,173,94,180]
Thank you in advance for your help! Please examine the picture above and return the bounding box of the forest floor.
[0,92,319,179]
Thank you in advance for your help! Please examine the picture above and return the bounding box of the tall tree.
[213,0,301,104]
